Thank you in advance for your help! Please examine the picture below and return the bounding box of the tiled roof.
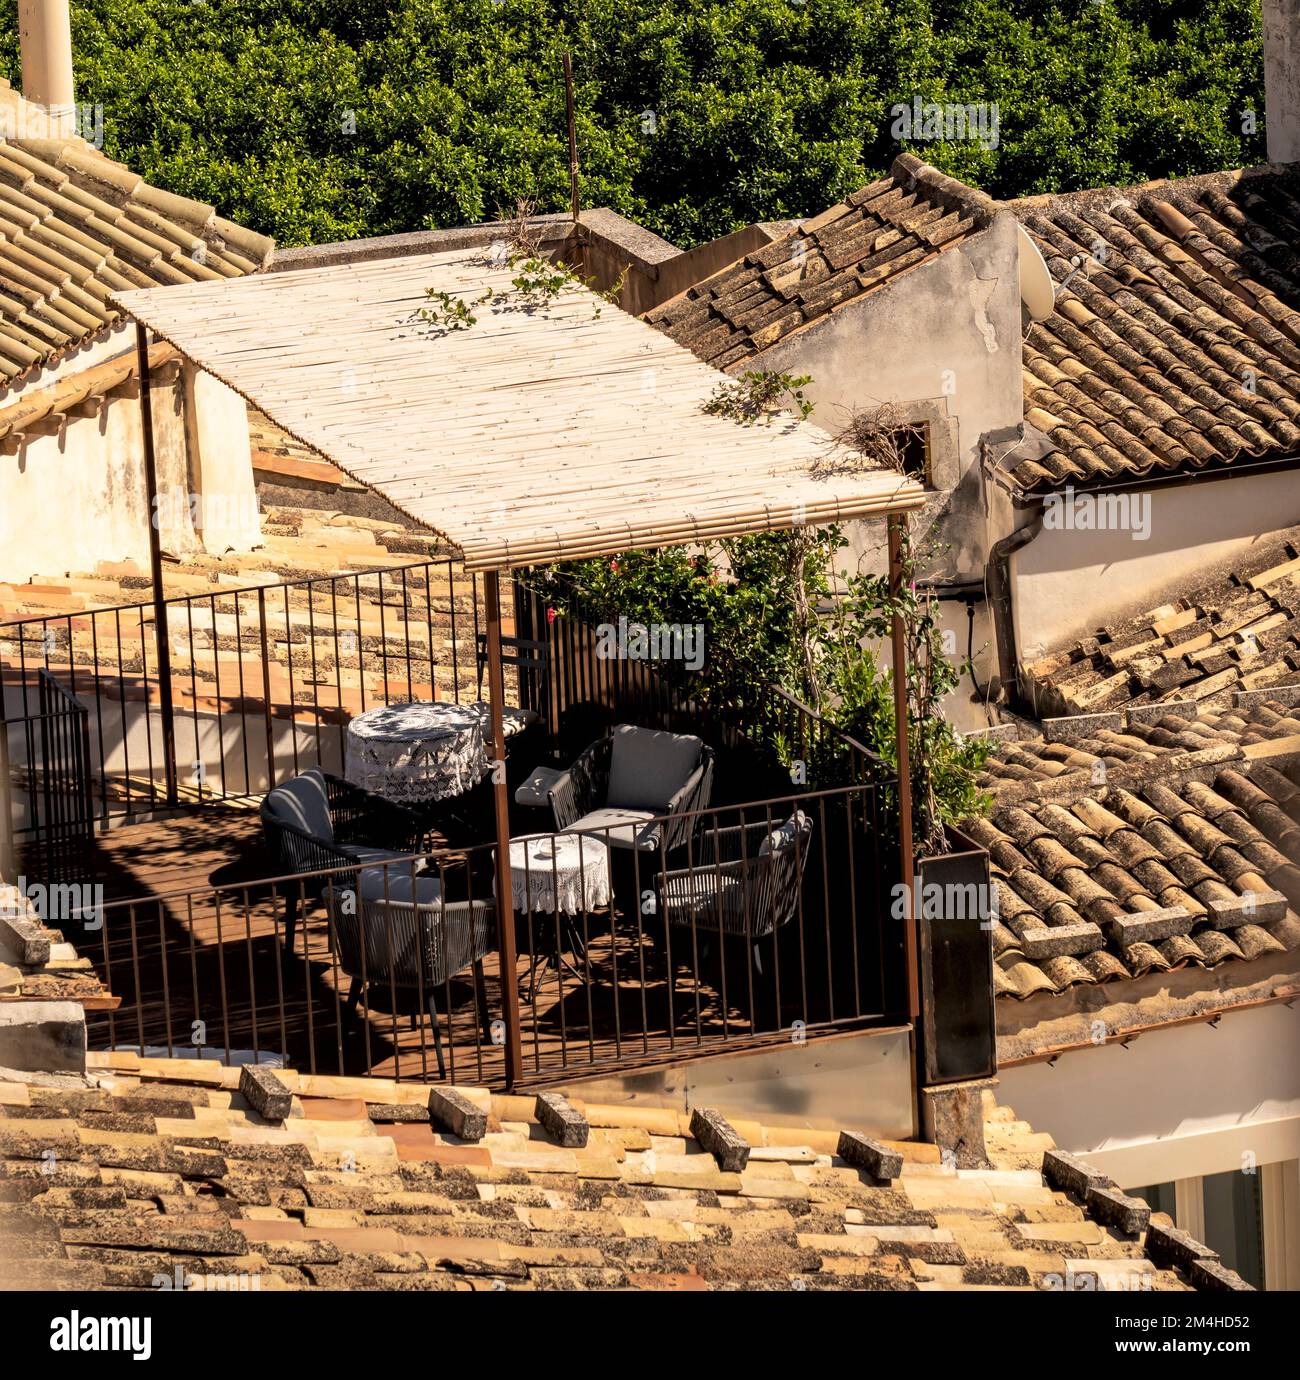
[249,410,368,492]
[977,699,1300,796]
[964,752,1300,1001]
[1024,528,1300,714]
[0,1053,1199,1292]
[1009,165,1300,493]
[0,79,272,385]
[644,154,988,371]
[0,882,111,1006]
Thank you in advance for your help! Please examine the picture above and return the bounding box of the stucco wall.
[1011,466,1300,661]
[0,326,258,584]
[998,1002,1300,1189]
[747,212,1025,729]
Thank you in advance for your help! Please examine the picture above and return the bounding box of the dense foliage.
[528,527,991,850]
[0,0,1266,249]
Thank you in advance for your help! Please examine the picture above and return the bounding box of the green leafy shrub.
[0,0,1264,251]
[527,523,991,854]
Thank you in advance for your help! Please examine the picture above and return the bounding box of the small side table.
[504,833,611,998]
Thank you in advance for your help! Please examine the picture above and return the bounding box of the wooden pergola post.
[135,323,178,809]
[483,570,524,1086]
[888,514,920,1023]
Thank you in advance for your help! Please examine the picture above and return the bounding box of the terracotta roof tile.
[0,1058,1207,1291]
[1023,529,1300,713]
[1009,166,1300,492]
[644,154,988,371]
[971,714,1300,1000]
[0,80,271,385]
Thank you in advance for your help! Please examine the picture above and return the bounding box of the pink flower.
[610,560,619,573]
[546,607,557,625]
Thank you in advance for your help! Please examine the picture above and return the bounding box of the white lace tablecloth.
[506,833,611,915]
[345,701,489,803]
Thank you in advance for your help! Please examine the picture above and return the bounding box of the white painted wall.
[997,1002,1300,1189]
[1011,467,1300,660]
[751,213,1024,731]
[0,323,259,584]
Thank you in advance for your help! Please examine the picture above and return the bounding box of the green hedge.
[0,0,1265,249]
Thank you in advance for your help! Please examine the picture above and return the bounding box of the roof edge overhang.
[111,294,926,572]
[1004,448,1300,506]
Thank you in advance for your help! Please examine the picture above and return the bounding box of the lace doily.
[506,833,611,914]
[344,701,488,803]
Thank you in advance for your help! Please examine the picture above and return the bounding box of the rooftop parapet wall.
[0,875,110,1074]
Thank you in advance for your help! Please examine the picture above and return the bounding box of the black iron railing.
[69,780,901,1088]
[1,670,95,886]
[0,557,489,836]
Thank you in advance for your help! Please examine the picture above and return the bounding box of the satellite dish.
[1017,223,1055,321]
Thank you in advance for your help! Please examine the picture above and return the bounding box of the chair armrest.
[516,764,564,808]
[264,816,369,883]
[546,767,580,830]
[548,736,611,830]
[660,753,714,853]
[655,853,747,909]
[664,761,707,816]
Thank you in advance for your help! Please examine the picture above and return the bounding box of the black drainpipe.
[986,510,1042,709]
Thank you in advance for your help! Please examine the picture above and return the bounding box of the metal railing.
[0,557,487,836]
[0,671,95,886]
[70,780,901,1087]
[2,562,885,872]
[515,586,882,795]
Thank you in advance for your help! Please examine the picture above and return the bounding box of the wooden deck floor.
[53,810,842,1090]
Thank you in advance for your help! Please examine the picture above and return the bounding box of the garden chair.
[323,867,497,1079]
[655,811,814,957]
[544,724,714,854]
[259,768,425,961]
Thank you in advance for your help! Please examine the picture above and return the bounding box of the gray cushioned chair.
[260,768,425,961]
[655,812,814,950]
[545,724,714,854]
[324,866,496,1079]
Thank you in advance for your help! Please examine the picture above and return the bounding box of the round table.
[507,832,611,915]
[505,833,611,998]
[344,701,488,804]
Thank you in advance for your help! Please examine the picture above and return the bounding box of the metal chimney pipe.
[17,0,76,128]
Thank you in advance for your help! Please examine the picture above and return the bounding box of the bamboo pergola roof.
[111,248,925,569]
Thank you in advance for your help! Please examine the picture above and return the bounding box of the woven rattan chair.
[545,724,714,854]
[324,868,497,1079]
[259,768,425,960]
[655,813,813,951]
